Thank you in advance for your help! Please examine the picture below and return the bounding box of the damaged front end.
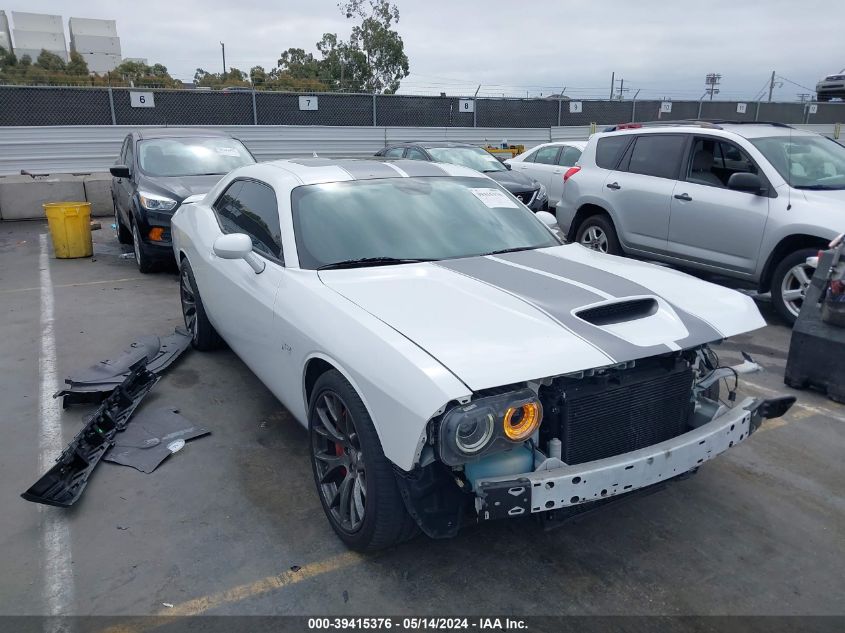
[398,345,795,537]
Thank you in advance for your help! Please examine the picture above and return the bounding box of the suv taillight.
[563,166,581,182]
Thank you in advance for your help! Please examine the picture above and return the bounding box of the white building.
[11,11,67,62]
[68,16,122,73]
[0,11,12,53]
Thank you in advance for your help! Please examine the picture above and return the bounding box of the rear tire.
[575,214,622,255]
[179,259,223,351]
[309,369,417,551]
[771,248,817,326]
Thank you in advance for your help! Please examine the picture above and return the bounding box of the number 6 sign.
[130,91,155,108]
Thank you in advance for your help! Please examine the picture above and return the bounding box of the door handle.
[606,182,621,190]
[674,193,693,201]
[553,169,562,174]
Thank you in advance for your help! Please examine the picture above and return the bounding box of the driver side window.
[213,180,283,262]
[687,137,758,188]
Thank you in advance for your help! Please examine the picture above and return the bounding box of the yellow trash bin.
[43,202,93,259]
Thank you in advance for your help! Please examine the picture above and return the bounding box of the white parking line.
[38,234,75,622]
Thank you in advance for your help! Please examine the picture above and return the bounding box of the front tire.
[114,201,132,244]
[309,370,417,551]
[771,248,817,325]
[576,214,622,255]
[179,259,223,350]
[132,221,155,274]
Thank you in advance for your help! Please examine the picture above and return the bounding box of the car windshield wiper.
[318,257,435,270]
[794,184,845,190]
[480,246,538,256]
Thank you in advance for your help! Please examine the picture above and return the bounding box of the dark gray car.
[375,142,549,210]
[110,128,255,273]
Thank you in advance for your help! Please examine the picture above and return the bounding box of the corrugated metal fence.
[0,124,597,175]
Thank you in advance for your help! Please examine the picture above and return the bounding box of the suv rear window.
[595,136,631,169]
[625,135,686,179]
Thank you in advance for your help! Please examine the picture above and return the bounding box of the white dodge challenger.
[171,157,794,551]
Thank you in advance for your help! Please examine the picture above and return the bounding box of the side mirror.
[110,165,131,179]
[213,233,265,273]
[727,172,764,194]
[535,211,558,228]
[504,162,512,170]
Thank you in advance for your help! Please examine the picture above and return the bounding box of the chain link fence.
[1,85,843,128]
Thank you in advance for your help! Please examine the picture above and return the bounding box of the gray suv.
[556,122,845,324]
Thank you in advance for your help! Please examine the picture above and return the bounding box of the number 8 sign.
[459,99,474,113]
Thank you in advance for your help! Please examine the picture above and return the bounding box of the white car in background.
[506,141,587,208]
[171,157,792,551]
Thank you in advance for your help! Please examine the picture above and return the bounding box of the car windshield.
[750,135,845,190]
[292,177,559,270]
[137,137,254,177]
[427,147,507,172]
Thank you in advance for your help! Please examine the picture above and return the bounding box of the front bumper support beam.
[476,396,794,520]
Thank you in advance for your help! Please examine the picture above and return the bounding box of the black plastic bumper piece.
[55,328,190,407]
[785,249,845,403]
[21,362,159,507]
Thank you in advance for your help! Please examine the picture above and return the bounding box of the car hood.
[319,245,765,391]
[137,174,224,202]
[483,169,539,192]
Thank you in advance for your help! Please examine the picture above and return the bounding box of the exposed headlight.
[437,388,542,466]
[138,191,178,212]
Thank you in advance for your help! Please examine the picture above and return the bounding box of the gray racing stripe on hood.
[497,249,725,347]
[436,257,674,362]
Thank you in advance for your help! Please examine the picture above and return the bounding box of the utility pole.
[704,73,721,100]
[610,72,615,100]
[220,42,226,76]
[768,70,775,102]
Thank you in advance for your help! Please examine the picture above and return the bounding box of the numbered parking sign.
[660,101,672,113]
[299,96,318,111]
[809,104,818,114]
[458,99,474,113]
[129,91,155,108]
[569,101,583,113]
[737,102,747,114]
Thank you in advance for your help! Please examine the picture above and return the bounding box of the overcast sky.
[8,0,840,100]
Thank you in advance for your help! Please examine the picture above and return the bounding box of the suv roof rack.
[603,120,722,132]
[704,120,794,128]
[603,120,796,133]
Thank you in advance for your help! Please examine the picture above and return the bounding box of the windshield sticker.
[215,146,240,157]
[469,188,520,209]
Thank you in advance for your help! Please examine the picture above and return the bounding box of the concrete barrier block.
[0,174,86,220]
[83,173,114,217]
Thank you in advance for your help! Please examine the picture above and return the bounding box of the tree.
[36,50,66,72]
[277,48,322,80]
[250,65,267,87]
[271,0,409,94]
[66,51,89,75]
[340,0,409,93]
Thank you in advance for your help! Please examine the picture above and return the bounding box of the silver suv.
[556,122,845,324]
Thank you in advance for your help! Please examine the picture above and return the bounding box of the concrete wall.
[0,174,111,220]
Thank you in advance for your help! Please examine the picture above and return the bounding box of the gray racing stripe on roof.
[389,160,451,177]
[335,160,405,180]
[499,249,724,346]
[436,257,673,362]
